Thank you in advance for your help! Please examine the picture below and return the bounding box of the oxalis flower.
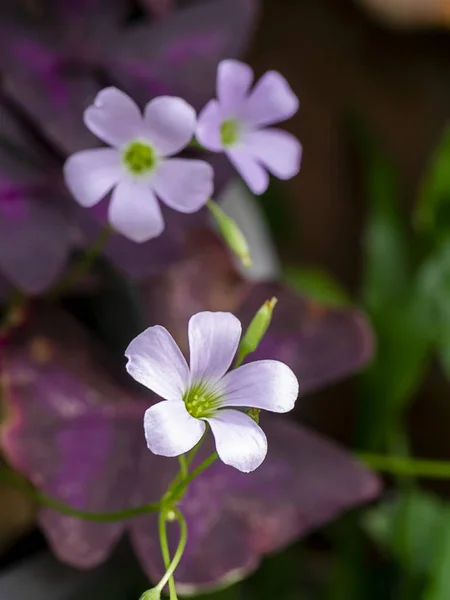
[125,311,299,473]
[196,59,302,195]
[64,88,214,243]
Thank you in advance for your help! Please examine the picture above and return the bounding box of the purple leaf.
[138,0,175,18]
[109,0,260,109]
[1,304,148,567]
[0,103,71,293]
[239,284,374,396]
[131,416,380,593]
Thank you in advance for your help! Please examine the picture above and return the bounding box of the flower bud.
[207,200,252,267]
[140,589,161,600]
[237,297,278,365]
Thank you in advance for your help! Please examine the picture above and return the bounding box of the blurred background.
[3,0,450,598]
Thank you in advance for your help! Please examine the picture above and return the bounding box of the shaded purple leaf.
[239,284,375,396]
[110,0,260,108]
[0,103,71,293]
[138,0,175,18]
[1,305,148,567]
[132,416,380,593]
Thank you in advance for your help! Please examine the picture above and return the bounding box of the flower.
[125,311,299,472]
[64,87,214,243]
[196,59,302,195]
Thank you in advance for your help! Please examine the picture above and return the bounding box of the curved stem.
[158,510,178,600]
[50,225,112,298]
[167,452,218,504]
[0,468,159,521]
[156,508,187,594]
[178,455,188,479]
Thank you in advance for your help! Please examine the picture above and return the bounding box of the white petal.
[84,87,142,147]
[217,59,254,113]
[144,96,196,156]
[196,100,224,152]
[144,402,206,457]
[188,312,242,384]
[125,326,189,401]
[152,159,213,213]
[220,360,299,413]
[227,148,269,195]
[206,409,267,472]
[108,180,164,243]
[244,71,299,128]
[244,129,302,180]
[63,148,121,207]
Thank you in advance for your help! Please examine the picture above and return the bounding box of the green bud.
[236,297,278,366]
[140,589,161,600]
[207,199,252,267]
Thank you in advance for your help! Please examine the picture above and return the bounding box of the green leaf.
[283,266,350,307]
[363,490,445,577]
[358,129,410,313]
[415,126,450,234]
[423,508,450,600]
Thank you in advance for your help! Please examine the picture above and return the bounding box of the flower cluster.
[64,59,302,244]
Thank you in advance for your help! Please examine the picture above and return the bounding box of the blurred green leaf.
[415,126,450,234]
[283,266,351,307]
[423,508,450,600]
[416,239,450,379]
[364,490,444,577]
[359,128,410,313]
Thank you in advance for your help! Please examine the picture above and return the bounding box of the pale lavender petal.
[144,401,206,456]
[64,148,121,208]
[244,129,302,180]
[144,96,196,156]
[196,100,224,151]
[217,59,253,112]
[188,312,241,384]
[126,326,189,401]
[220,360,298,413]
[206,409,267,472]
[244,71,299,128]
[108,180,164,243]
[84,87,142,147]
[153,159,213,213]
[227,148,269,195]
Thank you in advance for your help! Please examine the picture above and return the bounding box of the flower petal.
[188,312,241,384]
[196,100,224,152]
[244,71,299,128]
[144,401,206,457]
[217,59,253,112]
[227,148,269,195]
[244,129,302,180]
[205,409,267,472]
[220,360,298,413]
[64,148,122,207]
[153,158,213,213]
[108,180,165,243]
[125,325,189,401]
[144,96,196,156]
[84,87,143,147]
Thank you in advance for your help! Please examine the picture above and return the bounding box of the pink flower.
[196,60,302,195]
[125,311,299,473]
[64,88,214,243]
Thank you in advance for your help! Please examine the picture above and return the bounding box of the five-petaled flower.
[125,311,299,472]
[196,59,302,195]
[64,88,214,243]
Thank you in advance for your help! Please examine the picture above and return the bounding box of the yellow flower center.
[183,382,222,419]
[123,141,157,175]
[220,119,240,147]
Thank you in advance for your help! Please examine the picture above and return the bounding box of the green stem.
[168,452,218,503]
[156,508,187,594]
[357,452,450,479]
[159,510,178,600]
[50,225,112,298]
[178,455,188,479]
[0,468,159,521]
